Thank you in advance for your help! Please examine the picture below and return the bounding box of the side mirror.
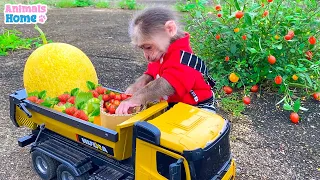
[169,158,183,180]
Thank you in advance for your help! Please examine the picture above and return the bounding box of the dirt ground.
[0,2,319,180]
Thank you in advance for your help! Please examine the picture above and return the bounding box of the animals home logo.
[4,4,47,24]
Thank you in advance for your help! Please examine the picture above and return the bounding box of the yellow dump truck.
[10,88,236,180]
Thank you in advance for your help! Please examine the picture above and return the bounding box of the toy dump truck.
[9,88,236,180]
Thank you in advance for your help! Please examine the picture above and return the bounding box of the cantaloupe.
[23,26,98,97]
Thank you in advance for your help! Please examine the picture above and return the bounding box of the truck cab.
[9,88,236,180]
[133,102,235,180]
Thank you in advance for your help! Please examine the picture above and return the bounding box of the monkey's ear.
[164,20,177,37]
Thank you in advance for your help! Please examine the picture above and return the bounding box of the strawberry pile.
[25,81,123,122]
[102,92,130,114]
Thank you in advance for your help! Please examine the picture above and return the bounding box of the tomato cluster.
[102,92,130,114]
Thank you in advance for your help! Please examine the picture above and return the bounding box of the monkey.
[115,7,216,114]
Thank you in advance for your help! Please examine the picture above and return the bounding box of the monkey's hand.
[115,97,141,115]
[125,74,153,95]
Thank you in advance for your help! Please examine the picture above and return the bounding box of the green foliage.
[182,0,319,115]
[56,0,77,8]
[0,29,49,56]
[220,93,246,117]
[74,0,94,7]
[118,0,138,10]
[95,0,110,8]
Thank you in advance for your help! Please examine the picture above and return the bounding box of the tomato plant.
[181,0,319,117]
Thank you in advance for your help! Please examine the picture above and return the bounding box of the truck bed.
[10,88,168,161]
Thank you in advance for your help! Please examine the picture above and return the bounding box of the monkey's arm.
[125,74,153,94]
[132,77,175,104]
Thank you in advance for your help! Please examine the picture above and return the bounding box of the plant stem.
[34,24,47,45]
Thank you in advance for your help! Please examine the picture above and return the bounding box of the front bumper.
[221,159,236,180]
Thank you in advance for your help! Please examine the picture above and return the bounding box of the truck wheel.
[56,164,90,180]
[31,150,59,180]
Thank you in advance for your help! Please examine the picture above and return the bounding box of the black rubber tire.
[31,150,59,180]
[56,164,90,180]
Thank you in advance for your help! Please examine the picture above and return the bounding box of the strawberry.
[73,110,88,121]
[58,93,71,103]
[57,102,65,106]
[36,99,44,104]
[96,86,107,94]
[27,96,38,103]
[65,107,78,116]
[90,90,99,98]
[67,96,75,104]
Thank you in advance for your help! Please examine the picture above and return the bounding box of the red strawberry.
[90,90,99,98]
[73,110,88,121]
[27,96,38,103]
[96,86,107,94]
[65,107,78,116]
[58,94,71,103]
[57,102,65,106]
[67,96,75,104]
[36,99,44,104]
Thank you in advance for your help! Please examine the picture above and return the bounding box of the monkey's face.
[138,33,171,62]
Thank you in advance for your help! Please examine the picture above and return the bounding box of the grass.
[219,93,246,117]
[95,1,110,8]
[0,29,47,56]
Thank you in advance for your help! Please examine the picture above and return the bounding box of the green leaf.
[28,91,39,97]
[231,44,237,54]
[38,90,46,99]
[290,49,295,53]
[234,0,241,10]
[71,88,79,96]
[293,99,301,112]
[276,44,283,50]
[90,108,100,117]
[244,13,252,26]
[247,47,257,53]
[75,92,93,109]
[283,103,293,111]
[41,102,53,108]
[86,81,96,90]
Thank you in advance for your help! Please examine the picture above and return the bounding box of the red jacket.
[144,33,212,105]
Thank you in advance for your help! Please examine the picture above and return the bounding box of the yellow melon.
[23,43,98,97]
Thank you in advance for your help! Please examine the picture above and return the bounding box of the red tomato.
[96,86,106,94]
[284,35,292,40]
[223,86,233,94]
[215,5,221,11]
[268,55,276,64]
[120,94,128,100]
[113,100,120,106]
[313,92,320,101]
[290,112,299,124]
[309,36,316,45]
[225,56,230,62]
[109,92,116,99]
[114,94,122,100]
[108,105,116,114]
[305,51,313,60]
[102,94,110,101]
[288,30,294,38]
[27,96,38,103]
[268,0,273,2]
[263,11,268,17]
[235,11,244,19]
[242,35,247,40]
[216,34,221,40]
[243,96,251,105]
[250,85,259,93]
[109,99,115,104]
[274,76,282,85]
[217,13,222,18]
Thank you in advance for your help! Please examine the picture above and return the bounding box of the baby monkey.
[116,7,216,114]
